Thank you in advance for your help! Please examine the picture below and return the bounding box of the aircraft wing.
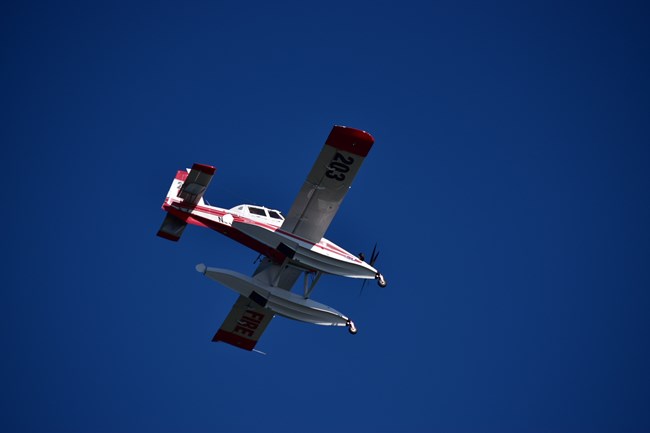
[212,259,302,351]
[211,295,274,351]
[280,126,375,244]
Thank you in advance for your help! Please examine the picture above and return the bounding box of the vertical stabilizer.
[164,170,189,203]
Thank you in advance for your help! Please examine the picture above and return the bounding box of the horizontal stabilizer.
[178,163,215,205]
[157,213,187,242]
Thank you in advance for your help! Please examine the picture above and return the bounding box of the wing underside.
[212,295,274,351]
[280,126,374,244]
[212,259,302,351]
[212,126,374,351]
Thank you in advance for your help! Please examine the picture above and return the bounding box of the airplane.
[156,125,386,351]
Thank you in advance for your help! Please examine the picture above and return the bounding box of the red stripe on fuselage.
[162,201,362,264]
[165,206,288,263]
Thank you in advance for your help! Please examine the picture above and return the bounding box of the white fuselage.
[163,198,378,280]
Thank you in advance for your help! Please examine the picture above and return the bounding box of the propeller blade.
[359,279,368,296]
[371,251,380,266]
[360,243,381,295]
[369,243,380,267]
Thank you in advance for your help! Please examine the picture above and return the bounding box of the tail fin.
[164,170,189,203]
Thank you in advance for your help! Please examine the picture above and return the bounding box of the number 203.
[326,152,354,181]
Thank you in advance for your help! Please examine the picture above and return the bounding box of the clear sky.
[3,1,649,432]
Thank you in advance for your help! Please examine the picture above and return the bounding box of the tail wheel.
[376,273,387,288]
[347,321,358,335]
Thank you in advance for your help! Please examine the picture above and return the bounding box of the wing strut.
[303,271,322,299]
[272,257,291,287]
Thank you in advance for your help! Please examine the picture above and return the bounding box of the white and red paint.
[161,195,377,279]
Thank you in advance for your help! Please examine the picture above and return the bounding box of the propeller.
[359,243,381,296]
[369,243,380,267]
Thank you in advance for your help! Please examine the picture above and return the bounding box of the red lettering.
[233,325,254,337]
[232,310,265,338]
[245,310,265,322]
[238,317,259,330]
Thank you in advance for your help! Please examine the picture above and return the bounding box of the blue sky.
[3,1,649,432]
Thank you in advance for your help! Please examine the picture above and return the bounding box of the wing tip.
[326,125,374,157]
[191,163,216,175]
[212,329,256,351]
[156,230,181,241]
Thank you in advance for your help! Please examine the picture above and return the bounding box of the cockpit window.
[268,210,283,220]
[248,206,267,217]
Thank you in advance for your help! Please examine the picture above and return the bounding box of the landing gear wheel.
[347,320,358,335]
[376,273,387,288]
